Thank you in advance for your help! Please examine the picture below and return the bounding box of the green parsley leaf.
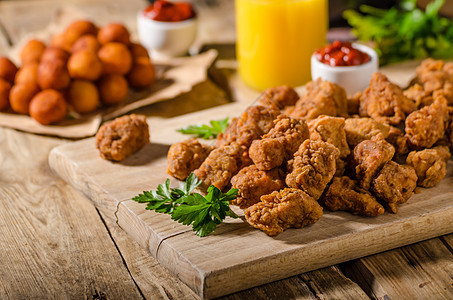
[177,118,229,139]
[344,0,453,65]
[132,173,238,237]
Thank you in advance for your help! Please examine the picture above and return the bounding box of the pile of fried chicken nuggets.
[167,58,453,236]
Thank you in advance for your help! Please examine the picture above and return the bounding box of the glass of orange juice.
[236,0,328,90]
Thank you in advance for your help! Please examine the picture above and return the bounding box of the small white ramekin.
[311,43,379,95]
[137,12,197,58]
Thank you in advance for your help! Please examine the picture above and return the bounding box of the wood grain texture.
[48,102,453,299]
[0,127,143,299]
[342,238,453,299]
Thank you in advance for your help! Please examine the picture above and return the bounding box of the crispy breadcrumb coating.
[95,114,149,161]
[167,138,214,181]
[244,188,323,236]
[308,115,350,158]
[406,146,451,187]
[322,176,384,216]
[371,161,417,213]
[258,85,299,109]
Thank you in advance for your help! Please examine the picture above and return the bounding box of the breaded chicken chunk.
[354,134,395,190]
[249,115,309,170]
[95,114,149,161]
[285,78,348,120]
[406,145,451,187]
[258,85,299,109]
[167,138,214,181]
[244,188,323,236]
[230,165,284,209]
[286,139,340,200]
[359,72,416,125]
[412,58,453,105]
[371,161,417,213]
[405,92,448,149]
[308,115,350,158]
[193,142,248,191]
[344,117,391,148]
[322,176,384,216]
[216,105,280,148]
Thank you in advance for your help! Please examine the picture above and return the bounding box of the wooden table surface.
[0,0,452,299]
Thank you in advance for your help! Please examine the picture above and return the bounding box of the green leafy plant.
[132,173,239,237]
[344,0,453,65]
[177,117,229,139]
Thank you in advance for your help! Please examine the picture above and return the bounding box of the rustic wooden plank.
[441,234,453,253]
[48,100,453,298]
[0,127,143,299]
[98,210,200,300]
[341,238,453,299]
[218,276,316,300]
[299,266,370,299]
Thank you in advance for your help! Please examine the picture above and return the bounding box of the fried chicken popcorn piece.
[308,115,350,158]
[404,83,433,108]
[216,105,280,148]
[286,139,340,200]
[354,134,395,190]
[405,92,448,149]
[249,115,309,170]
[193,142,247,191]
[344,117,391,148]
[95,114,150,161]
[386,126,409,155]
[167,138,214,181]
[371,161,417,213]
[244,188,323,236]
[286,78,347,120]
[406,146,451,188]
[359,72,416,125]
[322,176,384,216]
[413,58,453,105]
[257,85,299,109]
[230,165,284,209]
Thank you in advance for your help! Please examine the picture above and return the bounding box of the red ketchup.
[143,0,196,22]
[315,41,371,67]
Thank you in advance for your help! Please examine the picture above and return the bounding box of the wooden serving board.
[48,64,453,299]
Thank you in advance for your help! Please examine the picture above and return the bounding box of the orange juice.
[236,0,328,90]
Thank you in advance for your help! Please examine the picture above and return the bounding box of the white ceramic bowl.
[311,43,378,95]
[137,11,197,58]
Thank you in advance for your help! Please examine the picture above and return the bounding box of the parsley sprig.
[132,173,239,237]
[177,118,229,139]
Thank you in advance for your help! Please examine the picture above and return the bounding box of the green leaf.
[177,118,229,139]
[425,0,445,17]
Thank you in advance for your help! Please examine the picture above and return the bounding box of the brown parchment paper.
[0,7,218,138]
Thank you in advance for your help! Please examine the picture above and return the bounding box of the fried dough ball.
[15,63,39,85]
[37,59,71,90]
[67,80,100,113]
[95,114,150,161]
[67,50,103,81]
[64,20,98,47]
[244,188,323,236]
[167,138,215,181]
[50,33,72,52]
[98,42,132,74]
[71,34,100,53]
[0,57,18,83]
[129,43,150,59]
[98,74,128,105]
[29,89,67,124]
[98,23,131,45]
[9,82,40,114]
[40,47,70,63]
[0,78,11,111]
[20,39,46,65]
[127,57,156,88]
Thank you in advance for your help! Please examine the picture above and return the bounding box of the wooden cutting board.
[48,65,453,299]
